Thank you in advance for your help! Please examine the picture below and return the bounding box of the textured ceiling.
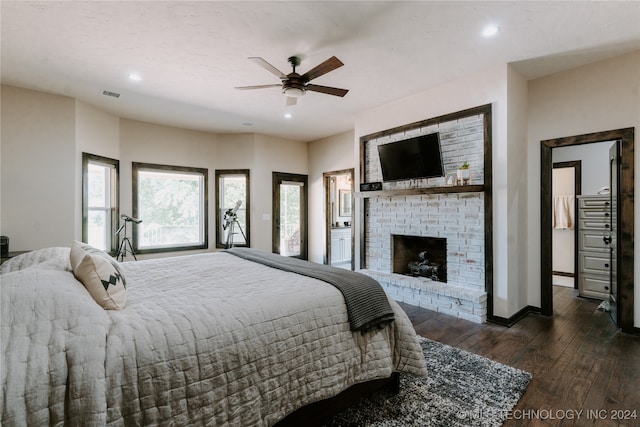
[2,1,639,142]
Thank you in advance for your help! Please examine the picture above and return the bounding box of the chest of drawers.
[577,195,611,300]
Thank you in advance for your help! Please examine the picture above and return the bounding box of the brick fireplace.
[357,107,491,323]
[392,234,447,282]
[361,192,486,322]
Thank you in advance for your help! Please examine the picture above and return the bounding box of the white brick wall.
[365,114,484,189]
[362,114,487,323]
[364,193,485,292]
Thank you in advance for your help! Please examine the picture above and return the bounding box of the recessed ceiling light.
[482,25,500,38]
[284,112,292,119]
[128,73,142,81]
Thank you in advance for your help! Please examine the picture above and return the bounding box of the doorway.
[551,160,581,289]
[323,169,354,269]
[272,172,308,259]
[541,128,634,332]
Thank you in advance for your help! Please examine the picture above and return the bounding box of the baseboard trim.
[623,326,640,336]
[552,271,574,278]
[488,305,639,335]
[488,305,542,327]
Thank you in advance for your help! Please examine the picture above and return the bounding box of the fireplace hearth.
[392,235,447,282]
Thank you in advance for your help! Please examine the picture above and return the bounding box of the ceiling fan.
[235,56,349,106]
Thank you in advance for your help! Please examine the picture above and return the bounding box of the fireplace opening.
[392,235,447,282]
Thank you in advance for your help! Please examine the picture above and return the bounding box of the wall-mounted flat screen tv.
[377,132,444,181]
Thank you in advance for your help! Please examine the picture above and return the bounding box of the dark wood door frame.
[552,160,581,288]
[541,128,635,333]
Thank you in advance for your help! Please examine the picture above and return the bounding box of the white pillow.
[0,247,71,274]
[70,241,127,310]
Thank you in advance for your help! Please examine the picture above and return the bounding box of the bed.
[1,245,427,426]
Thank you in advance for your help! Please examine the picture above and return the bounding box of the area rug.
[323,337,532,427]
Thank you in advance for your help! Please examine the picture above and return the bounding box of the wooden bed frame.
[275,372,400,426]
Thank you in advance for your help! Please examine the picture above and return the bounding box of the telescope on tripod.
[115,214,142,261]
[223,201,246,248]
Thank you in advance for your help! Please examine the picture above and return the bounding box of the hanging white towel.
[553,195,575,229]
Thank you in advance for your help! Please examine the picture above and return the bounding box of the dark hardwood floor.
[401,286,640,426]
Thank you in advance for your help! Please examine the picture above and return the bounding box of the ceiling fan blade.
[306,84,349,97]
[301,56,344,82]
[248,57,287,79]
[235,84,282,90]
[286,96,297,107]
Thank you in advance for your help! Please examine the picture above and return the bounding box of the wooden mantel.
[356,184,484,198]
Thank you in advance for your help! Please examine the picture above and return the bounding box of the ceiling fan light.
[284,87,305,97]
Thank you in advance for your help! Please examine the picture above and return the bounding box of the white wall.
[553,142,612,195]
[119,119,219,258]
[1,87,308,257]
[506,65,530,314]
[551,167,575,274]
[253,133,308,252]
[75,101,121,241]
[1,86,76,250]
[76,101,121,161]
[118,123,307,256]
[526,50,640,326]
[307,130,355,264]
[216,133,258,250]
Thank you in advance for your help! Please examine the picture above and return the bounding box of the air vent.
[101,90,121,98]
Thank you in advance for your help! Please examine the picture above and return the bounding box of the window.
[272,172,307,259]
[82,153,119,254]
[132,162,208,253]
[215,170,250,248]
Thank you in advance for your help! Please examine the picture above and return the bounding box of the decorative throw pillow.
[70,241,99,270]
[70,241,127,310]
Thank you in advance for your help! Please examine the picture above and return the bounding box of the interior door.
[608,142,619,325]
[272,172,308,259]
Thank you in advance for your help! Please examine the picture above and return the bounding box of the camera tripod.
[223,210,246,249]
[115,215,140,261]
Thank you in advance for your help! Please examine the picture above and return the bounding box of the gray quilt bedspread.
[224,247,395,332]
[1,250,427,426]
